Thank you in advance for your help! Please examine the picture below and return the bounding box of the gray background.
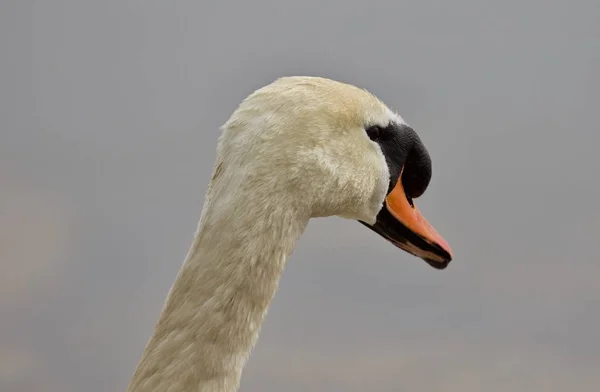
[2,1,599,391]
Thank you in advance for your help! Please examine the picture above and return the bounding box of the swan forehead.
[225,76,405,133]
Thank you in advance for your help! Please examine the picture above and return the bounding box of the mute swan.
[126,76,453,392]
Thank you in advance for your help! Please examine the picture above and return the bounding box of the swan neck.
[126,189,308,392]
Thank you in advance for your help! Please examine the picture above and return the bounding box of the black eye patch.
[365,122,432,198]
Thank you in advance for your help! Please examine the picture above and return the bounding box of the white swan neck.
[126,190,308,392]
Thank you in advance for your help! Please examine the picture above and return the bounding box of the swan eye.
[365,125,382,141]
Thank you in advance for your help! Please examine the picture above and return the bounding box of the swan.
[126,76,453,392]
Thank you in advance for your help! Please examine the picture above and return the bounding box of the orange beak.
[361,166,453,269]
[386,168,453,263]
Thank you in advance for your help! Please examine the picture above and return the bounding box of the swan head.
[218,76,452,269]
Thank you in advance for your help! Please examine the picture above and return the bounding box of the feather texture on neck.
[126,163,309,392]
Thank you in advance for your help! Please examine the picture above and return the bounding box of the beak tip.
[424,246,453,270]
[425,257,452,270]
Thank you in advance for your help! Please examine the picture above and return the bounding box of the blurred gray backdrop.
[1,1,599,391]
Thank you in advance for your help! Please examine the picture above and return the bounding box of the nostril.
[406,194,414,208]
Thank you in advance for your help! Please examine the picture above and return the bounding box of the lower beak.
[361,168,453,269]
